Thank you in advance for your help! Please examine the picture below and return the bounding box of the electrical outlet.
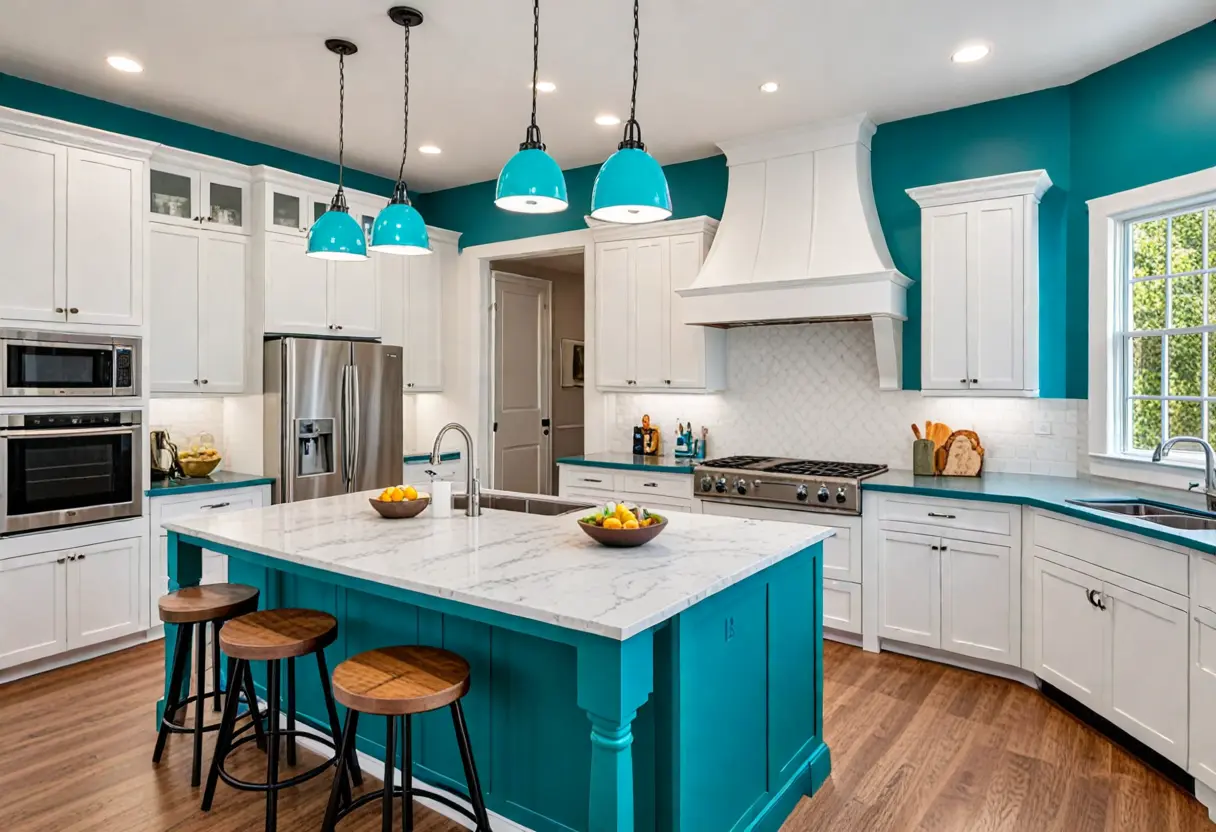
[1034,421,1052,436]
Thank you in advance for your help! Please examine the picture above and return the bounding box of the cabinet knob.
[970,378,978,384]
[77,553,86,561]
[960,378,968,384]
[57,557,66,564]
[335,325,343,331]
[201,379,209,385]
[193,379,199,385]
[69,307,79,314]
[55,307,64,314]
[664,380,671,385]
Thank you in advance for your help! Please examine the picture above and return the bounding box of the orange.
[403,485,419,501]
[602,517,623,530]
[623,519,639,530]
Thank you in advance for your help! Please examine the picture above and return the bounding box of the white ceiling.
[0,1,1210,192]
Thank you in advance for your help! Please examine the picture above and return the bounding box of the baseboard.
[0,629,159,685]
[878,639,1038,688]
[823,628,862,648]
[1195,780,1216,822]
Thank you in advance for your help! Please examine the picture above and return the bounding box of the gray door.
[493,273,551,495]
[351,341,403,493]
[282,337,350,503]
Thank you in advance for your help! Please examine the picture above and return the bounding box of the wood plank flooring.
[0,639,1208,831]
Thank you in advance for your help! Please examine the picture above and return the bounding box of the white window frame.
[1089,164,1216,487]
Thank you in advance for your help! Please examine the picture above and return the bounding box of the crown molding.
[907,169,1053,208]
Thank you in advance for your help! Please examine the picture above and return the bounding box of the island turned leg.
[576,630,654,832]
[160,533,203,727]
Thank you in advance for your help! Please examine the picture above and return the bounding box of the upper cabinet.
[261,234,379,338]
[379,228,458,392]
[908,170,1052,397]
[0,124,149,329]
[149,149,251,234]
[591,217,725,392]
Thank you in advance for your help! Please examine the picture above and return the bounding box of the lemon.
[623,519,639,530]
[403,485,419,501]
[602,517,623,530]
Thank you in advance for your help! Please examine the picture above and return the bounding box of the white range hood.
[676,114,911,390]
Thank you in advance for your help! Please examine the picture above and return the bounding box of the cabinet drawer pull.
[201,502,230,510]
[643,482,658,488]
[582,477,603,484]
[927,512,956,519]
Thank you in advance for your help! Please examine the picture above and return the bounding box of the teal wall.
[0,72,396,196]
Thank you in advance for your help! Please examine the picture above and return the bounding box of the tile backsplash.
[148,398,225,451]
[609,322,1086,477]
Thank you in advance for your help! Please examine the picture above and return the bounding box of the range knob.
[735,478,749,496]
[816,485,830,503]
[699,475,714,492]
[795,485,808,502]
[836,487,848,504]
[715,477,728,494]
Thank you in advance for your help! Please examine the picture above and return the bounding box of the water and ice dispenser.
[295,418,334,476]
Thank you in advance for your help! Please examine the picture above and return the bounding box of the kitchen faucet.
[1152,436,1216,511]
[432,422,480,516]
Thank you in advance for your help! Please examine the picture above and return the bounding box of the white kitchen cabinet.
[941,538,1015,663]
[908,170,1051,396]
[877,530,941,648]
[0,549,67,670]
[1191,606,1216,790]
[591,218,724,392]
[557,464,696,513]
[263,234,378,338]
[150,226,248,393]
[330,255,380,338]
[0,132,66,324]
[1033,556,1105,712]
[67,539,143,649]
[378,230,456,392]
[263,182,333,237]
[149,154,251,234]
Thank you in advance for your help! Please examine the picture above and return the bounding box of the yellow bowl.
[179,457,221,478]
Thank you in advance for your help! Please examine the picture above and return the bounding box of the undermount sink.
[1066,499,1216,531]
[452,493,594,517]
[1141,514,1216,531]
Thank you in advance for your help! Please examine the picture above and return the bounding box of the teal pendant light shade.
[495,0,568,214]
[591,0,671,224]
[308,38,369,261]
[371,7,432,255]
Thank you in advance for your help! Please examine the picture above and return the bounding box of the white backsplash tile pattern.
[149,398,225,452]
[610,322,1085,476]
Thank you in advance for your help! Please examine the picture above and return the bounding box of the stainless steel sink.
[1142,514,1216,531]
[1067,498,1216,530]
[452,493,593,517]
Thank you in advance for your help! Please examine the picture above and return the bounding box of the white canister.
[430,479,453,518]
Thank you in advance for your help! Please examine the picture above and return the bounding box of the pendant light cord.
[521,0,544,149]
[333,50,348,209]
[620,0,644,149]
[398,22,410,186]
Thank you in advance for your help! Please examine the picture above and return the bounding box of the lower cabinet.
[877,530,942,648]
[0,550,67,668]
[556,465,696,513]
[1192,606,1216,789]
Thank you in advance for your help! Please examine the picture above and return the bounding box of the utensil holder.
[912,439,936,476]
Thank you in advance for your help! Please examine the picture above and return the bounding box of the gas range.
[694,456,888,515]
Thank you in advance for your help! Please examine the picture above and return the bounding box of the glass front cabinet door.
[150,163,249,234]
[202,175,249,233]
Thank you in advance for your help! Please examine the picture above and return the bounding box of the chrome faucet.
[432,422,480,516]
[1153,436,1216,511]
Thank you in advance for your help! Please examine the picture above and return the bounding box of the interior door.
[921,206,970,391]
[282,338,350,502]
[67,538,143,649]
[197,232,248,392]
[595,241,633,388]
[968,197,1025,390]
[632,237,669,388]
[877,530,941,648]
[493,273,551,495]
[1033,555,1104,713]
[0,549,67,669]
[0,132,66,323]
[149,225,201,392]
[351,342,403,493]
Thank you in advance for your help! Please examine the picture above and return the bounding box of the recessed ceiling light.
[951,43,990,63]
[106,55,143,73]
[418,144,442,155]
[759,81,779,93]
[594,114,621,126]
[532,80,556,93]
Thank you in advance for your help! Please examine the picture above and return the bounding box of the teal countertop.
[556,452,698,475]
[864,469,1216,555]
[404,450,461,464]
[146,471,275,497]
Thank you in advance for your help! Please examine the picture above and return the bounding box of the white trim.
[152,145,252,181]
[906,169,1052,208]
[0,105,157,159]
[877,639,1040,688]
[0,628,156,685]
[585,214,718,242]
[1196,780,1216,823]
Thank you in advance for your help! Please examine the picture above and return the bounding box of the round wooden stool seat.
[219,608,338,661]
[157,583,259,624]
[332,646,471,716]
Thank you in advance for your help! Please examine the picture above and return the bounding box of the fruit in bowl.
[370,485,430,518]
[177,445,222,478]
[578,501,667,547]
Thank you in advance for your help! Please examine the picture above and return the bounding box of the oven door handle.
[0,426,138,439]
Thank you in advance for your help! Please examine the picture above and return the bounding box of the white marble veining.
[163,492,832,641]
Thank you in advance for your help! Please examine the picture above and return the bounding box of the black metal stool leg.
[401,714,413,832]
[153,623,191,764]
[451,701,491,831]
[265,659,281,831]
[382,715,396,832]
[317,649,357,802]
[242,661,267,751]
[321,710,359,832]
[286,656,297,766]
[211,620,223,712]
[202,658,245,811]
[192,620,207,787]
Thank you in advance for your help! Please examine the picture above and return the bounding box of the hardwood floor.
[0,639,1208,831]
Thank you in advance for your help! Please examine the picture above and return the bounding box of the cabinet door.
[66,538,143,649]
[632,237,669,389]
[377,252,407,351]
[65,148,143,326]
[0,549,68,669]
[941,537,1016,664]
[0,133,66,323]
[667,232,706,389]
[265,184,308,235]
[877,530,941,648]
[1033,557,1104,713]
[1105,581,1189,765]
[201,173,249,234]
[149,225,201,392]
[921,206,970,391]
[148,163,200,228]
[405,251,443,391]
[198,232,248,392]
[330,257,380,338]
[595,241,633,388]
[1191,607,1216,790]
[968,197,1025,391]
[264,234,329,335]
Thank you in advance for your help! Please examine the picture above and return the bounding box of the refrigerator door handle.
[339,364,351,489]
[350,364,361,490]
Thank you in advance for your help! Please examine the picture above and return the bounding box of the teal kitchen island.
[162,492,833,832]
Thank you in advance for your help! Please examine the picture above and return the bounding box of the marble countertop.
[865,470,1216,555]
[163,491,831,640]
[146,470,275,497]
[556,452,698,475]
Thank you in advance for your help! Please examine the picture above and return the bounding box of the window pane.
[1131,399,1162,451]
[1131,336,1162,395]
[1168,332,1203,396]
[1171,212,1204,274]
[1169,400,1203,440]
[1209,402,1216,446]
[1209,209,1216,270]
[1210,333,1216,396]
[1131,279,1166,330]
[1133,218,1167,278]
[1172,274,1203,328]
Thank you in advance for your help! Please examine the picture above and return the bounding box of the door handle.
[349,365,362,490]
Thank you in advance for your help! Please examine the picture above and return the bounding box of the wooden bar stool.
[321,646,493,832]
[154,583,265,788]
[202,608,362,832]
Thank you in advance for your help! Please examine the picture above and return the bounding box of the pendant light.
[494,0,568,213]
[308,39,369,260]
[371,7,432,255]
[590,0,671,224]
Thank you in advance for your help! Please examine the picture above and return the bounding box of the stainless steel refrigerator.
[264,337,402,503]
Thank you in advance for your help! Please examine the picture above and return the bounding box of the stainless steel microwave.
[0,330,139,397]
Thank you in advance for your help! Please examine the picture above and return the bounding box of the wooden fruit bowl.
[369,496,431,519]
[179,457,221,478]
[577,516,667,548]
